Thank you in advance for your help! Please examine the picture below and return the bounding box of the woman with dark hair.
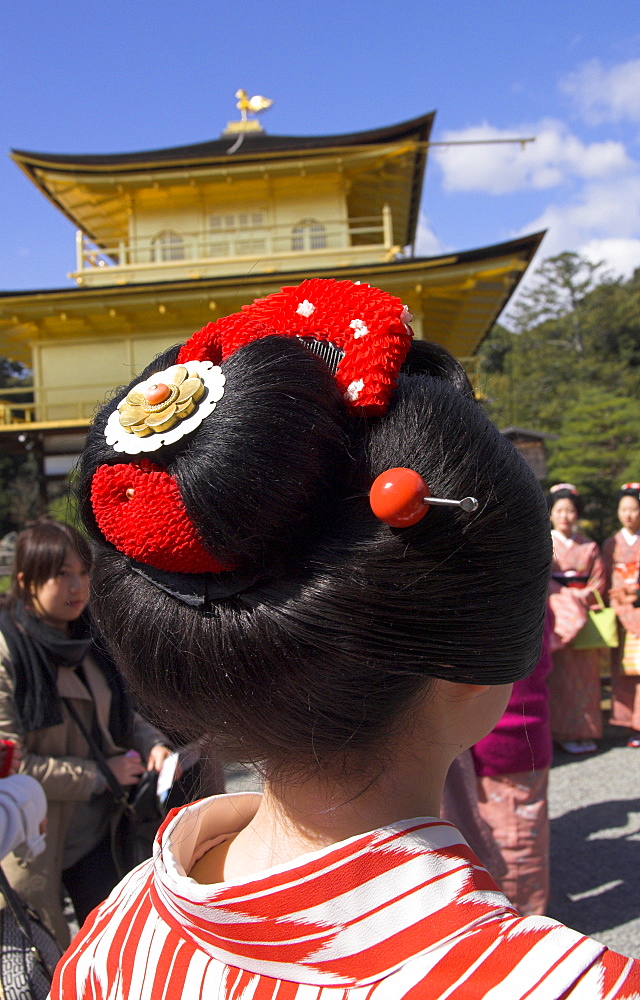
[547,484,606,754]
[603,482,640,747]
[0,520,171,946]
[53,280,639,997]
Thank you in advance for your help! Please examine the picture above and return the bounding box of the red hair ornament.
[91,460,232,574]
[94,279,414,576]
[370,468,478,527]
[549,482,580,497]
[177,278,413,416]
[0,740,15,779]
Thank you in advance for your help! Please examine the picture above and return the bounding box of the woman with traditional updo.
[604,482,640,747]
[547,483,607,754]
[53,280,639,998]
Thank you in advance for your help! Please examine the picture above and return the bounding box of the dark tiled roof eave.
[11,112,435,173]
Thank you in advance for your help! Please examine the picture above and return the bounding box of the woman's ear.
[16,572,25,592]
[434,679,491,702]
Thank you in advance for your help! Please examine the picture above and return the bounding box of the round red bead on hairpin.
[369,467,478,527]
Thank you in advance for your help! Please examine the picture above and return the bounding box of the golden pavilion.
[0,104,542,498]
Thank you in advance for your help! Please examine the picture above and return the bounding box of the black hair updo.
[618,483,640,504]
[78,335,551,780]
[547,484,584,519]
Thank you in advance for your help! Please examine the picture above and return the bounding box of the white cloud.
[503,232,640,326]
[505,173,640,286]
[579,238,640,279]
[427,56,640,307]
[561,58,640,125]
[433,120,632,195]
[519,174,640,249]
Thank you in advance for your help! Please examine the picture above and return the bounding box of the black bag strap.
[61,697,134,815]
[0,865,55,980]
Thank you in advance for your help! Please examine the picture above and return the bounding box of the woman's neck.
[227,755,448,878]
[621,526,640,540]
[27,600,70,634]
[212,681,500,883]
[41,618,70,635]
[553,528,574,538]
[552,527,574,541]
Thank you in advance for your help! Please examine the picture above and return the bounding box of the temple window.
[151,230,185,262]
[208,211,267,256]
[291,218,326,252]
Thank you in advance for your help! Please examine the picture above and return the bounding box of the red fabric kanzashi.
[91,460,230,573]
[94,280,414,575]
[177,278,413,416]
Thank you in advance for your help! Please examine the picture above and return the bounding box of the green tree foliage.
[477,252,640,540]
[508,252,604,347]
[47,479,80,529]
[547,389,640,539]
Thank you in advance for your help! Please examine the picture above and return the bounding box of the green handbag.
[570,590,619,649]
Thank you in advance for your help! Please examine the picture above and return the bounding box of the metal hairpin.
[369,468,480,528]
[423,496,479,512]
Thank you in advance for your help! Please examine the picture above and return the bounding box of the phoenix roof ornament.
[223,90,273,137]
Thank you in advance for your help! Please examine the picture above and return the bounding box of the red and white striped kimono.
[52,793,640,999]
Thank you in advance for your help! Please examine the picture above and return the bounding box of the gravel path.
[547,721,640,958]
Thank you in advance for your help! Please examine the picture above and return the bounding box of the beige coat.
[0,631,165,947]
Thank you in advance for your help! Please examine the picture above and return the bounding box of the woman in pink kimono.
[603,482,640,747]
[547,484,606,754]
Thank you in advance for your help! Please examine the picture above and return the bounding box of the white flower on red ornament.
[345,379,364,402]
[349,319,369,339]
[401,305,413,325]
[296,300,315,318]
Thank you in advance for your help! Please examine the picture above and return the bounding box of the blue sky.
[1,0,639,310]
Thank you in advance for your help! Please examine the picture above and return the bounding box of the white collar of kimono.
[551,528,575,548]
[621,527,640,546]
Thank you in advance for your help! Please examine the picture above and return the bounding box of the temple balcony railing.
[0,384,100,430]
[70,207,398,287]
[0,356,483,432]
[0,385,35,428]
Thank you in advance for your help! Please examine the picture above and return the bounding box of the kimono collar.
[551,528,576,549]
[150,793,604,991]
[621,528,640,547]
